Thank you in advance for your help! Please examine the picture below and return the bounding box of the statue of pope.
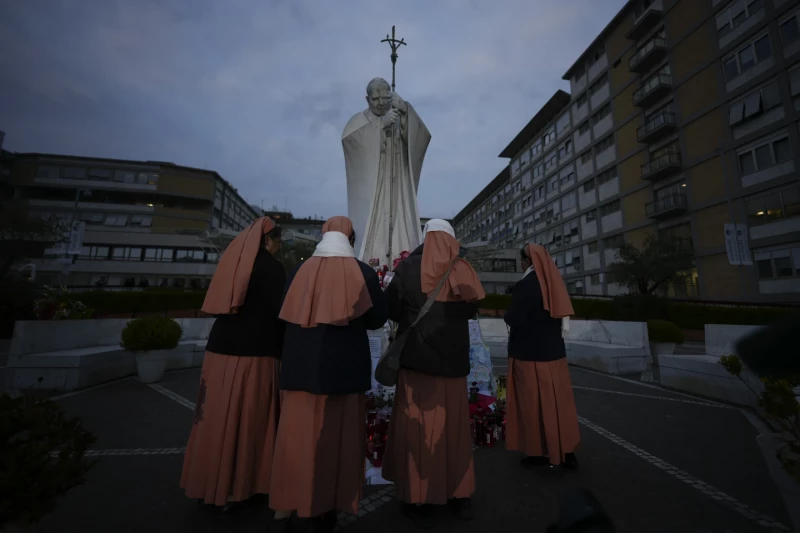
[342,77,431,265]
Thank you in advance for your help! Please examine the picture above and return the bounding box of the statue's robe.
[342,100,431,265]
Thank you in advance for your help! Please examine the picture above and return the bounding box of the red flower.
[392,250,411,270]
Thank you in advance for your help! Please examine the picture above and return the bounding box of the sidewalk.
[29,367,792,532]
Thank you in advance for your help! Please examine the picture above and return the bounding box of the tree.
[277,240,317,273]
[608,234,695,296]
[0,206,61,280]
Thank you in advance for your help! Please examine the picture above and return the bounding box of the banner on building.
[724,223,740,266]
[734,224,752,266]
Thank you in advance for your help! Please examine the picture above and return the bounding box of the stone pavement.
[32,367,793,533]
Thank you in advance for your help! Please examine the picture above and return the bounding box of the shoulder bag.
[374,259,457,387]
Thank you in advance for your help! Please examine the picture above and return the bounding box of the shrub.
[120,316,182,352]
[719,355,799,482]
[33,286,93,320]
[647,319,685,344]
[73,289,206,317]
[610,294,669,322]
[0,396,98,527]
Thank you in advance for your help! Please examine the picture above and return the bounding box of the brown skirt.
[505,357,580,464]
[180,352,281,506]
[382,369,475,505]
[268,391,366,518]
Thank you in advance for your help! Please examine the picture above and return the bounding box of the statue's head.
[365,77,391,116]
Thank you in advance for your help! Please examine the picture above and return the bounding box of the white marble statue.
[342,77,431,265]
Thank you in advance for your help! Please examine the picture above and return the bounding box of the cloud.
[0,0,627,219]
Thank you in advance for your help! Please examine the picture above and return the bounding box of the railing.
[645,194,688,217]
[629,37,667,70]
[637,111,676,140]
[633,74,672,104]
[642,151,681,177]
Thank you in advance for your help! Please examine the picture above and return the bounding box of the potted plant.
[0,395,97,532]
[719,355,799,530]
[120,315,183,384]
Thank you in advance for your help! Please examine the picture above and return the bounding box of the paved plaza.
[29,365,793,533]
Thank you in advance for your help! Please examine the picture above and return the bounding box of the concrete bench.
[4,318,214,391]
[659,354,762,408]
[479,318,650,375]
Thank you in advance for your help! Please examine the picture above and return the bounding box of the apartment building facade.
[456,0,800,303]
[4,153,259,289]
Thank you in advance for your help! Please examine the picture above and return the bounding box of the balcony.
[629,37,667,73]
[645,194,688,219]
[637,111,676,144]
[641,151,682,181]
[633,74,672,108]
[626,0,664,41]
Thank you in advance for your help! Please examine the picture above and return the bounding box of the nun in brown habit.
[269,216,388,533]
[504,243,580,470]
[381,219,485,529]
[180,217,286,511]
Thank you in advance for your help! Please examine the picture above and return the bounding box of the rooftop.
[561,0,635,80]
[497,90,572,159]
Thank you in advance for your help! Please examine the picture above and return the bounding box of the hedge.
[60,290,799,330]
[477,293,797,330]
[72,289,207,317]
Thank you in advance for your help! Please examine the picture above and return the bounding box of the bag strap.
[409,258,458,328]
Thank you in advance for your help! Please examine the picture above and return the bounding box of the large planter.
[134,350,171,383]
[757,433,800,531]
[648,342,675,382]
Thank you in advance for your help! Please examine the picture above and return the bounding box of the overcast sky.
[0,0,627,220]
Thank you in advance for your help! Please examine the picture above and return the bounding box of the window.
[547,177,559,194]
[79,246,109,260]
[580,151,593,164]
[738,134,792,175]
[521,170,532,188]
[562,192,577,211]
[576,93,588,108]
[544,151,558,170]
[79,212,104,223]
[723,33,772,82]
[519,149,530,168]
[532,164,543,180]
[561,170,575,188]
[36,166,60,179]
[531,141,543,158]
[543,127,556,147]
[557,112,571,133]
[535,209,546,225]
[585,210,597,222]
[534,184,545,201]
[578,121,591,136]
[595,135,615,154]
[587,241,599,254]
[603,234,625,249]
[780,10,800,46]
[716,0,764,39]
[138,172,159,185]
[130,215,153,227]
[597,167,618,185]
[113,170,136,184]
[88,168,112,179]
[660,223,694,251]
[588,73,608,96]
[591,104,611,125]
[583,180,596,192]
[746,186,800,226]
[62,167,87,180]
[112,247,142,261]
[558,139,573,159]
[755,247,800,279]
[599,200,621,217]
[104,214,128,227]
[590,273,601,284]
[175,249,205,262]
[729,80,782,126]
[563,219,580,239]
